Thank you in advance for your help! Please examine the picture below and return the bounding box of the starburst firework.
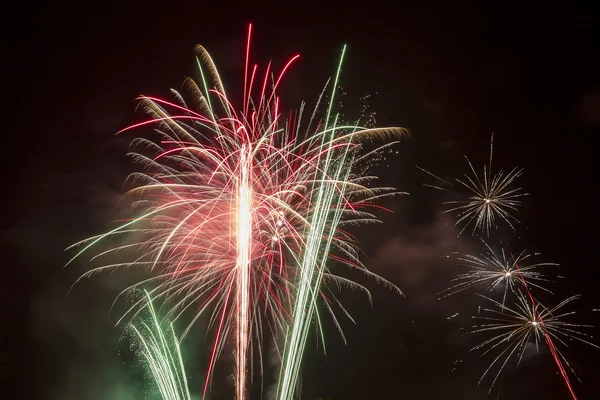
[67,25,406,399]
[418,134,526,236]
[470,293,599,392]
[440,239,557,304]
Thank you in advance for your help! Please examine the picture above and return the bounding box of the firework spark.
[276,44,351,400]
[130,292,191,400]
[469,293,599,393]
[418,134,527,236]
[440,239,557,304]
[67,25,406,399]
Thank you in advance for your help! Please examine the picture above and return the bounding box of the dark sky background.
[4,1,600,399]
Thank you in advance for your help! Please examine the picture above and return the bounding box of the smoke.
[2,141,159,399]
[375,214,465,277]
[371,213,473,303]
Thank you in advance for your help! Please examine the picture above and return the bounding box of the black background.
[4,1,600,399]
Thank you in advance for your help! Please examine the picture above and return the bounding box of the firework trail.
[276,45,349,400]
[67,24,406,399]
[130,291,191,400]
[440,239,557,304]
[508,247,584,400]
[470,292,599,394]
[418,134,527,236]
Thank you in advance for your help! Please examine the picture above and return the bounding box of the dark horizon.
[4,2,600,399]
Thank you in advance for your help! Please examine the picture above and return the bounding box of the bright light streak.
[235,145,252,400]
[130,291,191,400]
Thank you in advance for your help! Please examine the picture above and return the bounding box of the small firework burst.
[418,134,527,236]
[469,293,599,392]
[440,239,557,304]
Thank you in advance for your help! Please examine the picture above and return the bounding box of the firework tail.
[276,45,348,400]
[235,144,253,400]
[508,243,577,400]
[130,291,191,400]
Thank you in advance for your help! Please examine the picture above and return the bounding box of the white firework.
[439,239,557,304]
[469,293,599,392]
[418,133,527,236]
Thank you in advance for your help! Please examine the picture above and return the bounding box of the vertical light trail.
[508,244,577,400]
[243,24,252,116]
[277,46,347,400]
[131,291,191,400]
[236,144,253,400]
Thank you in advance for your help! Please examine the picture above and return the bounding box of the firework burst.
[67,25,406,399]
[440,239,557,304]
[469,293,599,393]
[418,134,527,236]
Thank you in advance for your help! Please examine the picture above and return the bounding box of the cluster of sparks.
[130,291,191,400]
[423,137,598,398]
[439,239,557,305]
[418,133,527,236]
[470,293,599,392]
[68,24,405,399]
[464,258,598,399]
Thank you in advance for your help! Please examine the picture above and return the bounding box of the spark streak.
[276,44,372,400]
[236,144,252,400]
[510,249,581,400]
[130,292,191,400]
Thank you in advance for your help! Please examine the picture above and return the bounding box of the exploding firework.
[469,293,599,393]
[418,134,527,236]
[440,239,557,304]
[67,25,406,399]
[276,45,359,400]
[130,291,191,400]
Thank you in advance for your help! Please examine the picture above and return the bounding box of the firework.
[67,24,406,399]
[469,292,599,393]
[276,45,351,400]
[418,134,527,236]
[440,239,557,304]
[130,291,191,400]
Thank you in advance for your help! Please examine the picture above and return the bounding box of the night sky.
[4,2,600,399]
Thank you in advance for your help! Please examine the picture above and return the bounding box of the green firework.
[131,292,192,400]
